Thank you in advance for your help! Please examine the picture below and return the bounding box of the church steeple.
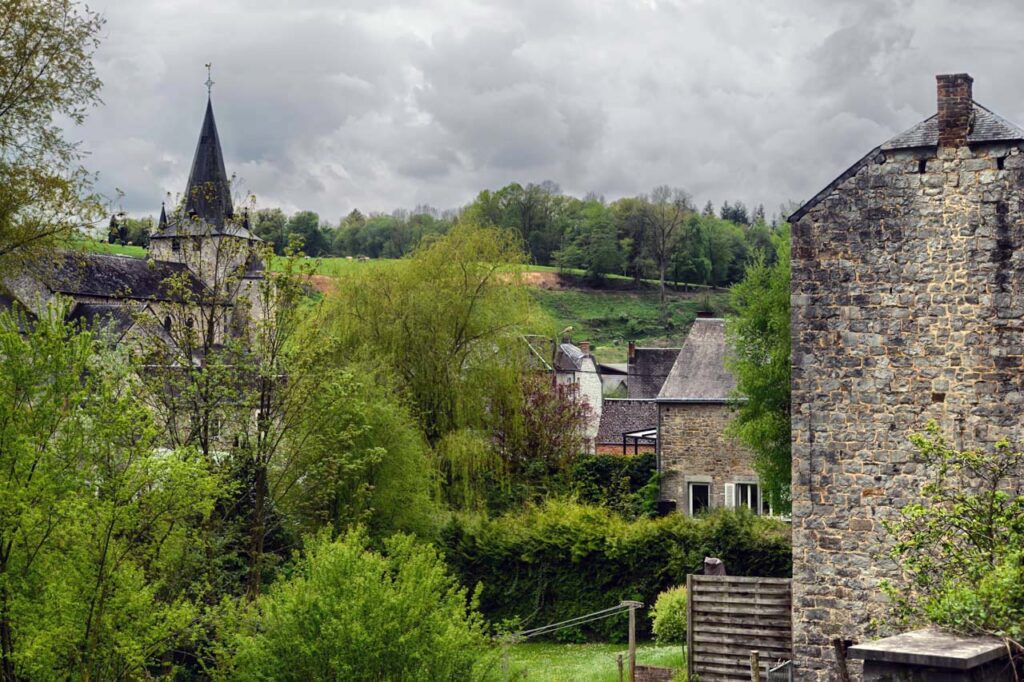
[183,97,234,228]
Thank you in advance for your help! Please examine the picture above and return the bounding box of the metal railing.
[767,659,793,682]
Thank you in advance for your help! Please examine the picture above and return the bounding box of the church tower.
[148,75,265,322]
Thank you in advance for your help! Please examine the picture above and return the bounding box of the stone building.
[1,92,262,344]
[626,343,679,398]
[656,317,761,515]
[554,340,604,451]
[595,398,656,455]
[790,73,1024,679]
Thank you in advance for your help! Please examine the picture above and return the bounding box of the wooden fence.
[686,575,792,681]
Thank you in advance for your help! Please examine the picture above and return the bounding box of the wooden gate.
[686,575,792,681]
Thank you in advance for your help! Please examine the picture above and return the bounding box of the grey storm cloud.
[75,0,1024,221]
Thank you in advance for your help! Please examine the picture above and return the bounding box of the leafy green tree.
[0,0,105,270]
[882,423,1024,645]
[224,530,494,681]
[285,210,329,256]
[278,365,438,540]
[323,223,537,446]
[648,186,692,303]
[0,302,220,680]
[725,228,791,512]
[253,208,287,254]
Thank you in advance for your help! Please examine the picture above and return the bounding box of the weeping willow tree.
[319,222,550,510]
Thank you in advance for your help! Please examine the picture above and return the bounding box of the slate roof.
[597,399,657,444]
[554,342,588,371]
[34,252,210,302]
[790,100,1024,223]
[627,347,679,399]
[657,318,735,402]
[0,288,33,331]
[151,98,258,241]
[881,102,1024,150]
[66,302,138,341]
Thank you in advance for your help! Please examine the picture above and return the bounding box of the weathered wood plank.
[690,575,792,585]
[688,574,793,678]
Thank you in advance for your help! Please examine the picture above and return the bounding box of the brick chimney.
[579,341,590,354]
[937,73,974,147]
[628,341,636,361]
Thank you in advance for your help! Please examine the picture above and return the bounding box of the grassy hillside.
[530,287,728,363]
[68,240,727,362]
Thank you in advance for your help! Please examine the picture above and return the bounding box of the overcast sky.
[75,0,1024,221]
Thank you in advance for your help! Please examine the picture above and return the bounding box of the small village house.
[656,316,763,516]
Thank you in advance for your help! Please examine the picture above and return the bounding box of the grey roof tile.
[597,399,657,444]
[35,252,210,302]
[881,102,1024,150]
[657,318,735,402]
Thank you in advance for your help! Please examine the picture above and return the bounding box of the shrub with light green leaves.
[226,529,495,681]
[651,586,688,644]
[883,423,1024,646]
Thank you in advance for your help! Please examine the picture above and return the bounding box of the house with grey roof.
[596,398,656,455]
[790,73,1024,679]
[626,343,679,398]
[553,340,604,453]
[1,91,263,346]
[655,316,761,516]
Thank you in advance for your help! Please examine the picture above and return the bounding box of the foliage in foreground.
[443,501,790,640]
[726,227,791,513]
[883,423,1024,644]
[223,530,495,681]
[651,586,688,645]
[0,304,222,680]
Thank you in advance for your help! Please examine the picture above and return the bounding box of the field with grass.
[529,288,728,363]
[503,642,684,681]
[67,241,728,362]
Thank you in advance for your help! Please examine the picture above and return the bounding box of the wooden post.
[686,575,694,682]
[629,604,637,682]
[617,653,624,682]
[620,600,643,682]
[832,637,851,682]
[750,650,761,682]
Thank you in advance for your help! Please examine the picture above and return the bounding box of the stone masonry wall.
[790,141,1024,680]
[658,402,757,512]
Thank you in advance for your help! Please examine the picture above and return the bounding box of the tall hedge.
[441,500,791,641]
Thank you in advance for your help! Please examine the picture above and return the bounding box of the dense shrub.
[441,500,790,640]
[225,530,495,681]
[569,453,658,519]
[651,586,688,644]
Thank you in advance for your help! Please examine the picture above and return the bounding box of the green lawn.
[502,642,683,681]
[72,239,147,258]
[529,288,729,363]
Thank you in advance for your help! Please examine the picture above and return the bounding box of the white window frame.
[732,481,761,514]
[687,482,711,516]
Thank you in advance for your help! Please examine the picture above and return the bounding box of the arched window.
[186,317,195,330]
[162,316,171,332]
[171,238,181,252]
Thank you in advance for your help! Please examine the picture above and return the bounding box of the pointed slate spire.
[183,97,234,228]
[158,201,167,230]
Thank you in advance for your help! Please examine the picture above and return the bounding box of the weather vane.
[204,62,214,96]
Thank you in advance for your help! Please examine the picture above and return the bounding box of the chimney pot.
[579,341,590,354]
[937,73,974,147]
[628,341,636,361]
